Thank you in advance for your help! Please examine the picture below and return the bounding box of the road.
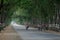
[12,24,60,40]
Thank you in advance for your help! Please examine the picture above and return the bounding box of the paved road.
[12,24,60,40]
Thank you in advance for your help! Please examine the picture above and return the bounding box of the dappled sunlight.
[10,21,25,27]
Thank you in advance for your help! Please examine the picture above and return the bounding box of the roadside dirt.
[0,26,22,40]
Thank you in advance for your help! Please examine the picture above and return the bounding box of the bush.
[0,24,6,31]
[0,26,4,31]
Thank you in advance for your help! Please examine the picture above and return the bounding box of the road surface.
[12,24,60,40]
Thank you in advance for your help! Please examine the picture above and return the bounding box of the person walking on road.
[25,22,30,30]
[37,24,42,31]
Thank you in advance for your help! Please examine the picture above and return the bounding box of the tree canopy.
[0,0,60,25]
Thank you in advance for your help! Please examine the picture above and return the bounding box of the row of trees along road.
[0,0,60,31]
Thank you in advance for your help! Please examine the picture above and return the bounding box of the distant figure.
[42,24,47,31]
[42,24,45,31]
[45,24,48,30]
[25,22,30,30]
[26,24,29,30]
[37,24,42,31]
